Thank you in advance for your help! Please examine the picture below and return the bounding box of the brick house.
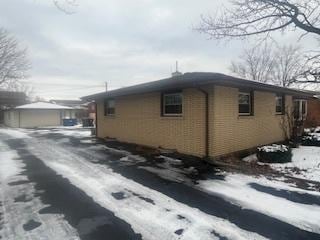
[83,72,312,159]
[305,96,320,127]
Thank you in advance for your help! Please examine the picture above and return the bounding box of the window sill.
[104,115,116,118]
[238,115,254,119]
[161,115,184,120]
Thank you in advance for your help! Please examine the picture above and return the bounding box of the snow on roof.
[15,102,73,110]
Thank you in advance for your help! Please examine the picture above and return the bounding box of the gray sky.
[0,0,317,100]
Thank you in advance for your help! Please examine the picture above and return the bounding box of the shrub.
[302,127,320,147]
[302,134,320,147]
[257,144,292,163]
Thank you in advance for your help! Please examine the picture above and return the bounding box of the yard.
[0,127,320,240]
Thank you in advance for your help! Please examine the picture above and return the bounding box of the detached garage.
[4,102,73,128]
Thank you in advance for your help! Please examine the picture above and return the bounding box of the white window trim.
[294,99,307,121]
[239,91,252,116]
[162,93,183,116]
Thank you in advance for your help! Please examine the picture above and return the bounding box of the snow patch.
[0,148,23,182]
[15,102,72,110]
[0,128,31,139]
[0,141,79,240]
[157,155,183,165]
[242,154,257,162]
[270,146,320,182]
[27,138,267,240]
[199,174,320,234]
[119,155,146,165]
[258,144,289,152]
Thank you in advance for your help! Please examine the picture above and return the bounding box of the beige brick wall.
[96,85,293,158]
[96,88,206,156]
[210,86,292,157]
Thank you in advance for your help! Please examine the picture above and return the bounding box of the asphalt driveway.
[0,127,320,240]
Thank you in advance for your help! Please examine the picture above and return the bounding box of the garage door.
[20,110,61,128]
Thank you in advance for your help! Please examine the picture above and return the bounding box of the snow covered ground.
[28,143,263,240]
[1,126,320,240]
[270,147,320,182]
[242,146,320,183]
[199,174,320,234]
[0,134,80,240]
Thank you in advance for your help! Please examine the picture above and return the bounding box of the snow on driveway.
[22,131,264,240]
[199,174,320,234]
[132,149,320,235]
[1,127,320,240]
[0,137,79,240]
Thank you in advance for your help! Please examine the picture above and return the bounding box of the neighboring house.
[4,102,73,128]
[83,72,312,159]
[49,99,92,120]
[87,101,96,123]
[0,91,27,123]
[49,99,83,108]
[304,95,320,128]
[292,90,320,128]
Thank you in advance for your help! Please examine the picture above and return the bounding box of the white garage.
[4,102,73,128]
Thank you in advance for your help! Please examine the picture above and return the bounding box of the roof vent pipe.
[172,61,182,77]
[105,82,108,92]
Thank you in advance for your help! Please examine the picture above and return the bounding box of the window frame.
[161,92,183,116]
[275,94,285,115]
[293,99,307,121]
[104,99,115,116]
[238,90,254,116]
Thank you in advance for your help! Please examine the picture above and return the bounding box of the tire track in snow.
[51,136,320,240]
[25,136,270,240]
[0,137,81,240]
[4,138,141,240]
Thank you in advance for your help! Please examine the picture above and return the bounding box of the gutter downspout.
[197,88,209,159]
[94,101,98,137]
[18,110,21,128]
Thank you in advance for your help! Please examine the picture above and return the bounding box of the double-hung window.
[239,91,253,115]
[275,94,285,114]
[162,92,182,116]
[104,99,115,116]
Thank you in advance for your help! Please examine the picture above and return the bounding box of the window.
[104,99,115,116]
[239,91,253,115]
[275,94,285,114]
[294,99,307,121]
[162,92,182,116]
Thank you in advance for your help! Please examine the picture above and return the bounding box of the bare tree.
[197,0,320,83]
[53,0,78,14]
[294,50,320,83]
[230,43,275,83]
[231,43,310,87]
[0,28,30,89]
[279,106,297,142]
[197,0,320,40]
[273,45,306,86]
[6,81,34,101]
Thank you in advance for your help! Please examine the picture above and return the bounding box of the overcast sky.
[0,0,317,100]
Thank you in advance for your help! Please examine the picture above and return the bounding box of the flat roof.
[82,72,315,100]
